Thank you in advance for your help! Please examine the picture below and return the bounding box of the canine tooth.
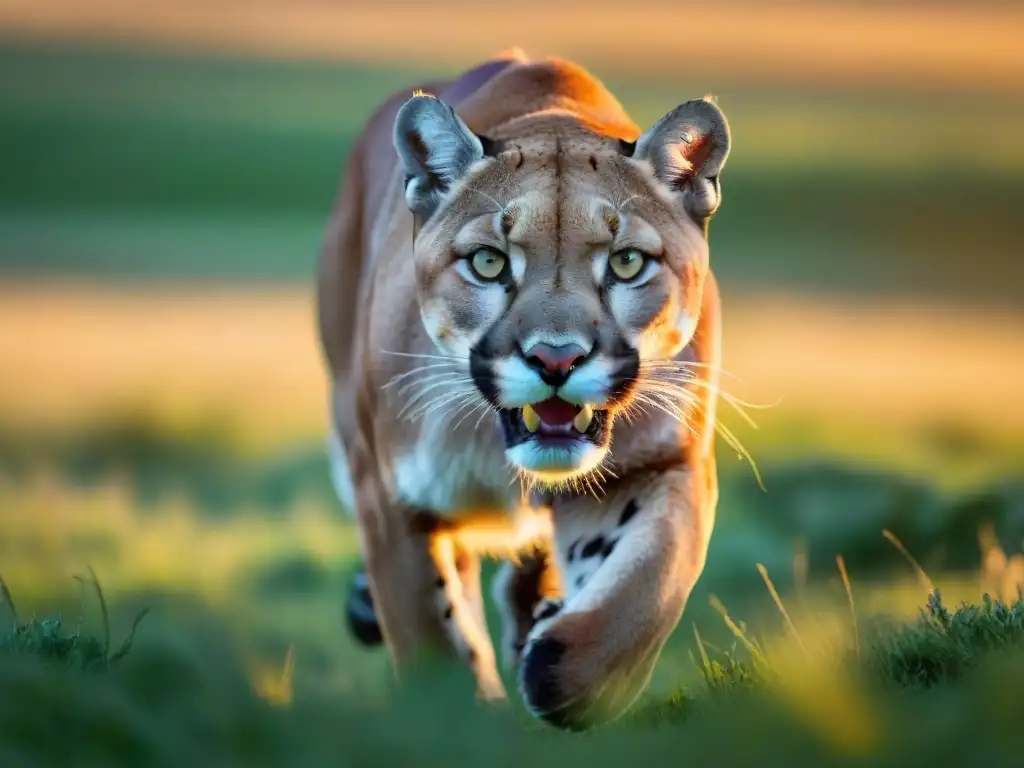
[573,404,594,433]
[522,404,541,433]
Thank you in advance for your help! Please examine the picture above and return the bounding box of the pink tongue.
[531,397,581,425]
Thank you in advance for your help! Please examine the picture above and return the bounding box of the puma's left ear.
[631,98,730,220]
[393,93,485,221]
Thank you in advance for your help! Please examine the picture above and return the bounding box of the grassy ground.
[1,411,1023,765]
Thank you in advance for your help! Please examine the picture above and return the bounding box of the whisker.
[641,376,762,431]
[382,361,465,389]
[380,349,467,362]
[397,371,472,397]
[639,358,748,384]
[404,387,475,422]
[634,380,763,488]
[474,405,497,431]
[399,378,474,416]
[452,398,492,432]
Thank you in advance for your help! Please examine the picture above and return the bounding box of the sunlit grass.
[0,423,1021,763]
[0,468,356,602]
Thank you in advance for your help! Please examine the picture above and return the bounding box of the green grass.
[1,571,148,672]
[1,40,1022,304]
[1,413,1022,764]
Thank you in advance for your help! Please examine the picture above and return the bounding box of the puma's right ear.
[632,97,731,221]
[394,93,484,221]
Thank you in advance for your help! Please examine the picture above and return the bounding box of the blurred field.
[1,5,1023,763]
[4,0,1023,90]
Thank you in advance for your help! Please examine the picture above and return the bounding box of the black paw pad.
[519,637,577,730]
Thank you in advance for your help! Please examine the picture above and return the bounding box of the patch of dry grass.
[0,467,356,601]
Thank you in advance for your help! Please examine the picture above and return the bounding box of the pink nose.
[523,342,587,382]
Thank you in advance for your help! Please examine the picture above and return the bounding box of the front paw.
[516,611,658,731]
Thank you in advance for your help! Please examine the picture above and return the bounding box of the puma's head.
[394,91,729,484]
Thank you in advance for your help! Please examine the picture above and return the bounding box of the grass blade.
[836,555,860,660]
[882,529,935,594]
[756,563,808,656]
[0,575,19,627]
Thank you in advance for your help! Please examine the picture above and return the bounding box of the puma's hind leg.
[355,495,506,701]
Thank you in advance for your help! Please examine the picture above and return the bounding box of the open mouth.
[498,397,609,447]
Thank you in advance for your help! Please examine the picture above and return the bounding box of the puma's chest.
[390,417,520,515]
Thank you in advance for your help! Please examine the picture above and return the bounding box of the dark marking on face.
[469,334,502,407]
[589,155,598,171]
[580,535,607,559]
[575,574,587,590]
[601,538,617,559]
[435,576,446,589]
[605,338,641,405]
[618,139,636,157]
[443,604,453,620]
[513,148,525,170]
[618,500,639,527]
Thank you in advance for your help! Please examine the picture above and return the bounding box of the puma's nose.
[522,342,588,386]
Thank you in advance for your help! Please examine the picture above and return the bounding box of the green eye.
[469,248,507,281]
[608,248,646,281]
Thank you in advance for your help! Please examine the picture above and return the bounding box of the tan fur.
[317,50,727,728]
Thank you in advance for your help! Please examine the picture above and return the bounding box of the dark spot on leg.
[580,535,606,559]
[519,637,572,728]
[566,538,582,562]
[601,538,617,559]
[444,604,453,620]
[535,600,562,622]
[409,511,449,535]
[619,499,639,527]
[345,570,383,646]
[467,648,477,664]
[589,155,598,171]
